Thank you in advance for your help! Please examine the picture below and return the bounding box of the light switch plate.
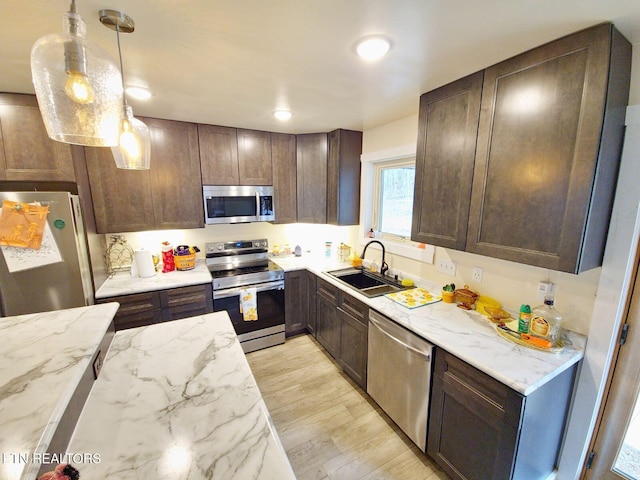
[437,259,457,276]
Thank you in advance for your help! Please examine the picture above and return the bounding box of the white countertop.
[0,303,119,480]
[95,260,212,299]
[271,255,586,396]
[67,312,295,480]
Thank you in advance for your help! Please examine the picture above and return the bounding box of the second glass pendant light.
[100,9,151,170]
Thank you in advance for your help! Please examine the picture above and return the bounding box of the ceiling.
[2,1,640,134]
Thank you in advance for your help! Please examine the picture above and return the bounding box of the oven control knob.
[260,241,267,247]
[216,244,223,250]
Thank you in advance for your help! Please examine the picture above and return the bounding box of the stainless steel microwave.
[203,185,275,224]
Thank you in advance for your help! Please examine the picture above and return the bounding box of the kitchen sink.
[327,268,408,298]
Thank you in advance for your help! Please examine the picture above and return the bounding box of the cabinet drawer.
[160,284,213,321]
[98,292,162,331]
[340,293,368,326]
[159,284,212,308]
[317,277,340,304]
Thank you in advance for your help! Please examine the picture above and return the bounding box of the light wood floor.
[246,334,452,480]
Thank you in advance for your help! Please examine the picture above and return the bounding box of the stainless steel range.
[206,238,285,353]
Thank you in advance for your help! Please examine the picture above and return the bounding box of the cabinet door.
[284,269,309,336]
[199,125,239,185]
[0,93,76,182]
[144,118,204,230]
[160,284,213,321]
[306,271,317,335]
[467,24,626,272]
[316,291,340,358]
[428,350,523,480]
[411,72,483,249]
[327,129,362,226]
[85,147,156,233]
[297,133,327,223]
[237,129,272,185]
[337,294,368,389]
[271,133,297,224]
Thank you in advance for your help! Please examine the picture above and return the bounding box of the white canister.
[134,249,156,278]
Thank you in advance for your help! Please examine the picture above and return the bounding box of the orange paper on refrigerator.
[0,200,49,249]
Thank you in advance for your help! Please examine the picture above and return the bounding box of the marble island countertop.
[67,311,295,480]
[0,303,118,480]
[95,260,212,299]
[270,255,586,396]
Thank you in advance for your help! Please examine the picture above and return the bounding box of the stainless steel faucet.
[361,240,389,276]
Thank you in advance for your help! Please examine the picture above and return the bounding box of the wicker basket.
[174,254,196,270]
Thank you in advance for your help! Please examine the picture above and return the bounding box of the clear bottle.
[530,295,563,346]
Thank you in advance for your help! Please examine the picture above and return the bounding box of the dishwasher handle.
[369,314,432,361]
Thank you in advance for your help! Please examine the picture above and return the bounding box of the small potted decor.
[442,283,456,303]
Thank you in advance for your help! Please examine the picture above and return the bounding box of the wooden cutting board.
[385,288,442,309]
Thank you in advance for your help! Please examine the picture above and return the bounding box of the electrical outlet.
[437,259,457,276]
[472,266,483,283]
[537,281,555,301]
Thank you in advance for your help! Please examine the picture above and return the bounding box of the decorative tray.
[385,288,441,309]
[496,320,564,353]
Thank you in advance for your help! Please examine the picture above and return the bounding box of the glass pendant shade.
[31,8,123,146]
[112,105,151,169]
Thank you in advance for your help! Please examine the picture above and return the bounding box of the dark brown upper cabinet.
[198,125,239,185]
[271,133,297,224]
[296,133,328,224]
[327,129,363,226]
[87,118,203,233]
[412,23,631,273]
[0,93,76,182]
[199,126,272,185]
[237,128,272,185]
[411,72,483,249]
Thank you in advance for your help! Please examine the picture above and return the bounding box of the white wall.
[110,222,360,262]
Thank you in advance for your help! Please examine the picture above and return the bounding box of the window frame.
[359,145,434,263]
[371,157,416,241]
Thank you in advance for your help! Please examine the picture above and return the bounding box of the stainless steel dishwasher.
[367,310,433,452]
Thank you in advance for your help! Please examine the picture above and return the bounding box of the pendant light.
[30,0,123,146]
[100,9,151,170]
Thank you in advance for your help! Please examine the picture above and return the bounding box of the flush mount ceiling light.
[125,86,152,100]
[273,110,292,121]
[30,0,123,146]
[355,35,392,61]
[100,9,151,170]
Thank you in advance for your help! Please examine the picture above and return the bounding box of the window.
[372,158,415,239]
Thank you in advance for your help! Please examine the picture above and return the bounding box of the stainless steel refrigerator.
[0,191,93,316]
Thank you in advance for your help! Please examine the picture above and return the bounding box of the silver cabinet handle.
[369,315,431,361]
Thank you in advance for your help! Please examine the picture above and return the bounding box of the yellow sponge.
[401,278,414,287]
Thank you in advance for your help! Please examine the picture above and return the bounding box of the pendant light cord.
[115,22,127,109]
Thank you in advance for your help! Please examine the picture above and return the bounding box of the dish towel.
[239,288,258,321]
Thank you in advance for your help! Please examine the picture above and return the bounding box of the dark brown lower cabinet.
[284,270,309,337]
[315,277,368,388]
[98,283,213,331]
[337,294,368,389]
[428,349,577,480]
[306,272,317,335]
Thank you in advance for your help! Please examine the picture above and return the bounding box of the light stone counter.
[67,312,295,480]
[95,260,212,299]
[0,303,119,480]
[271,257,585,396]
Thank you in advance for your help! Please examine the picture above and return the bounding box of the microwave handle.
[255,191,260,215]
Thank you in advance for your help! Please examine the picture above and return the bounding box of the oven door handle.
[213,280,284,299]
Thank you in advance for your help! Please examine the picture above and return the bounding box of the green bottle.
[518,304,531,333]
